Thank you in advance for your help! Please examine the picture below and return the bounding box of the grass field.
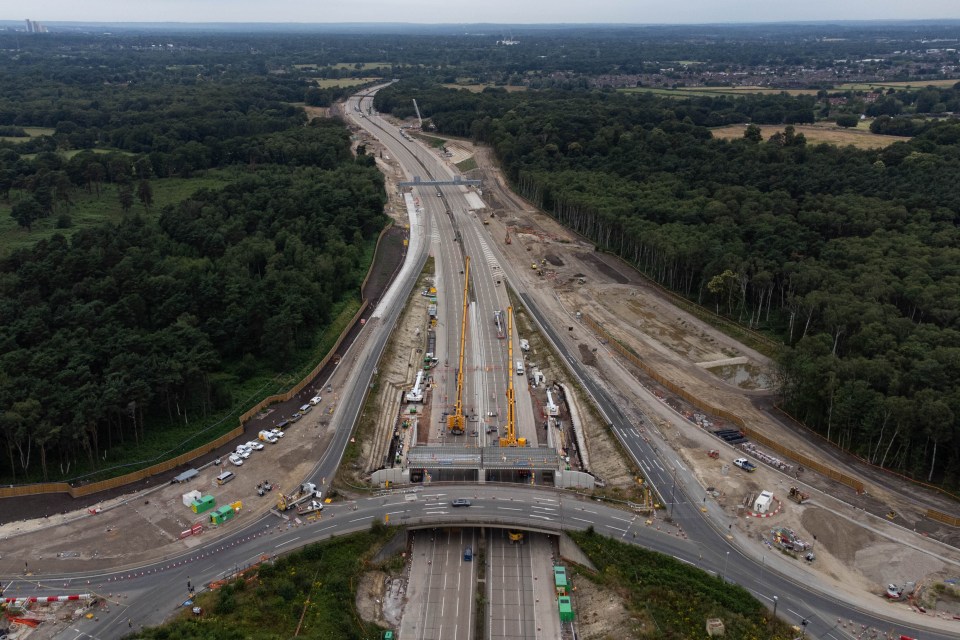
[621,85,820,97]
[836,78,960,90]
[330,61,393,70]
[442,83,528,93]
[0,169,238,255]
[0,126,55,143]
[455,157,478,172]
[412,132,448,148]
[710,122,910,149]
[315,77,381,88]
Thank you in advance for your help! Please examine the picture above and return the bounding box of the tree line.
[377,81,960,486]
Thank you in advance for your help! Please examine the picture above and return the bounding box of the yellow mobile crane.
[447,256,470,435]
[500,306,526,447]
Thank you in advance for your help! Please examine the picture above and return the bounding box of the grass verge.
[455,157,478,172]
[133,528,396,640]
[568,530,797,639]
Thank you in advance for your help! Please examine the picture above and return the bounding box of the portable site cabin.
[182,490,202,508]
[191,495,216,514]
[172,468,199,484]
[754,490,774,514]
[553,566,568,595]
[558,596,574,622]
[210,505,236,525]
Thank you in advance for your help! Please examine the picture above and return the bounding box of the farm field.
[315,77,380,88]
[836,78,960,90]
[710,121,911,149]
[621,85,820,97]
[441,83,528,92]
[0,126,54,143]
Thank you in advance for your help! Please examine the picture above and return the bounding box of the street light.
[772,595,778,619]
[800,618,808,638]
[722,551,730,580]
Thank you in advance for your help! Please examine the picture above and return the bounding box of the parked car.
[258,430,277,443]
[451,498,472,507]
[299,404,312,413]
[269,428,285,439]
[228,454,243,466]
[246,440,264,451]
[310,395,323,405]
[275,419,289,429]
[234,446,250,459]
[288,413,302,423]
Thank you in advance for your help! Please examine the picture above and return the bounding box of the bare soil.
[572,572,644,639]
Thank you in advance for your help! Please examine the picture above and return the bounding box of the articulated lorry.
[277,482,321,511]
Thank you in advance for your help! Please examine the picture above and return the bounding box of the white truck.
[734,458,757,472]
[515,360,525,376]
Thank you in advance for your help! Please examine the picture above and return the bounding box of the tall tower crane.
[500,306,525,447]
[447,256,470,435]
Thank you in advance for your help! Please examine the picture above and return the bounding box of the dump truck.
[277,482,321,511]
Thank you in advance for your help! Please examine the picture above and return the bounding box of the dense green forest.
[376,81,960,486]
[0,39,387,483]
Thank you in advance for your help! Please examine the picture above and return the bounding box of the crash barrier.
[927,509,960,528]
[582,313,865,494]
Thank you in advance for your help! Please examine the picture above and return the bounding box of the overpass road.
[2,89,955,640]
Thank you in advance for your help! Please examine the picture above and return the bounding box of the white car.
[309,395,322,406]
[228,454,243,466]
[299,404,312,413]
[258,430,277,443]
[269,428,285,439]
[246,440,264,451]
[234,446,250,459]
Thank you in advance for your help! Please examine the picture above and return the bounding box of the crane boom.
[447,256,470,434]
[500,306,523,447]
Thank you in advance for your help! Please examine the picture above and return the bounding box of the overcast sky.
[11,0,960,24]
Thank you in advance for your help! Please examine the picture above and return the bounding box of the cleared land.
[710,122,911,149]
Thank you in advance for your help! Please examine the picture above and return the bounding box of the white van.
[216,471,236,485]
[515,360,525,376]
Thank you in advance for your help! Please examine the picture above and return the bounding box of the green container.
[210,505,235,525]
[558,596,574,622]
[191,495,215,514]
[553,566,568,594]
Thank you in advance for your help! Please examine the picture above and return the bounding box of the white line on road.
[497,507,522,511]
[275,536,301,548]
[672,555,695,566]
[610,515,632,523]
[530,515,553,520]
[571,517,593,523]
[605,524,627,532]
[349,516,373,523]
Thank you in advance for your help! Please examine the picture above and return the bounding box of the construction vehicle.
[733,458,757,472]
[277,482,321,511]
[508,530,525,543]
[787,486,809,504]
[405,370,425,403]
[531,262,538,270]
[707,449,719,459]
[494,310,505,339]
[296,500,324,516]
[447,256,470,435]
[500,307,526,447]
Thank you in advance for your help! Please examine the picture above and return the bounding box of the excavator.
[447,256,470,435]
[500,306,526,447]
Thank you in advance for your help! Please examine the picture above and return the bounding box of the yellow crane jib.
[500,306,524,447]
[447,256,470,434]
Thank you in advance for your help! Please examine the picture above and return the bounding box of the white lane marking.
[275,536,301,548]
[673,555,695,566]
[610,515,632,523]
[606,524,627,532]
[530,515,553,521]
[530,505,556,512]
[497,507,521,511]
[349,516,372,523]
[654,460,665,472]
[571,517,593,523]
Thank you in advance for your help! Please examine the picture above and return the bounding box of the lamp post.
[722,551,730,580]
[800,618,808,638]
[772,595,778,619]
